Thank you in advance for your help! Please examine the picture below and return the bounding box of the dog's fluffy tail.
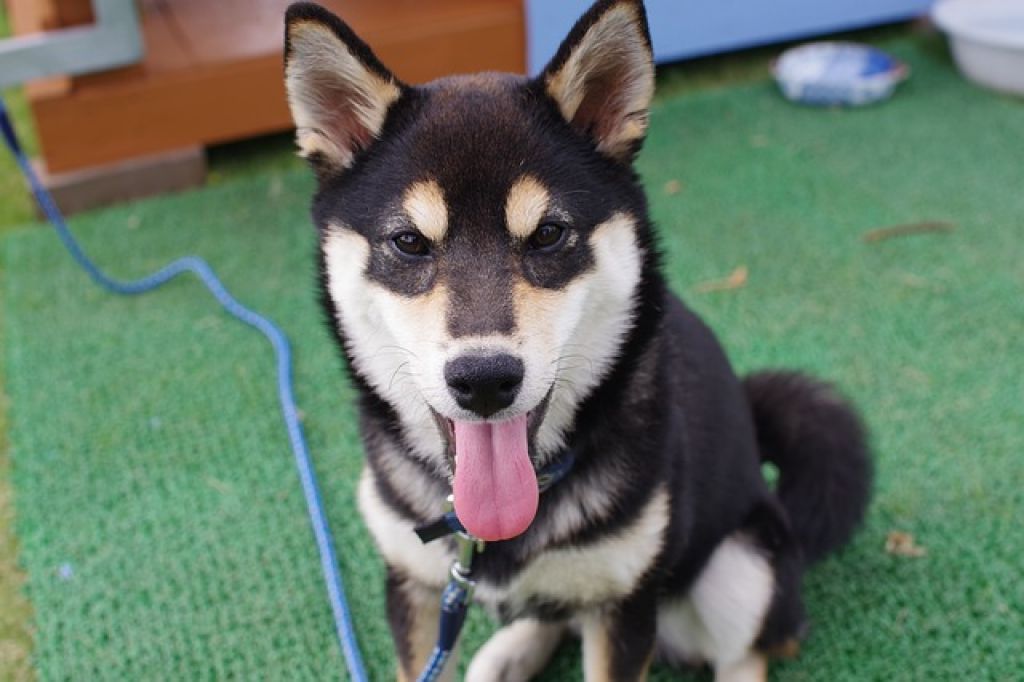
[743,371,872,564]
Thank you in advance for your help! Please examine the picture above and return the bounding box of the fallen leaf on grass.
[694,265,748,294]
[886,531,927,558]
[862,221,955,243]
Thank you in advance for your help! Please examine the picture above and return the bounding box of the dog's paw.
[714,653,768,682]
[465,619,565,682]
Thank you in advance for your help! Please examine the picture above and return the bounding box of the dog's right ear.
[539,0,654,163]
[284,3,404,175]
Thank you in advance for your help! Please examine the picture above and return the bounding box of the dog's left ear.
[539,0,655,163]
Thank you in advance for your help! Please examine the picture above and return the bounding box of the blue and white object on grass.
[773,42,909,106]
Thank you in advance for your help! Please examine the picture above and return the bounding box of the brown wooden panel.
[53,0,94,27]
[7,0,60,32]
[28,0,525,172]
[158,0,523,67]
[34,55,291,172]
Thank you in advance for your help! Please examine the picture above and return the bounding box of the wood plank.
[33,146,205,216]
[7,0,60,33]
[28,0,525,172]
[52,0,93,27]
[34,55,292,171]
[173,0,524,66]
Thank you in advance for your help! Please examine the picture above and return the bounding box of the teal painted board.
[0,0,142,89]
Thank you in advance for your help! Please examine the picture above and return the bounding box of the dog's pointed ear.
[539,0,655,163]
[284,2,404,175]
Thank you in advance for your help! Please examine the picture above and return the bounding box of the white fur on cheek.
[322,228,446,463]
[590,213,644,302]
[529,212,643,457]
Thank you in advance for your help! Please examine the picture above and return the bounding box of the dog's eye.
[528,223,566,252]
[391,231,430,258]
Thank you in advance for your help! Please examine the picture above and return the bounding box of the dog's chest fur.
[360,458,671,619]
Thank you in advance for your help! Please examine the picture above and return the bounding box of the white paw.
[465,619,565,682]
[714,652,767,682]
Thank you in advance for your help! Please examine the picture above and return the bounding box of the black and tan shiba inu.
[283,1,872,679]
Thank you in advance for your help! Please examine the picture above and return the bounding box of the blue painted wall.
[525,0,934,73]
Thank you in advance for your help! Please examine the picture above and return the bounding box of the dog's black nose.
[445,354,524,418]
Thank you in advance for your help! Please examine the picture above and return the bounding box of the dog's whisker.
[387,362,411,392]
[376,344,420,359]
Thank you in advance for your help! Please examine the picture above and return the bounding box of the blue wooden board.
[525,0,933,73]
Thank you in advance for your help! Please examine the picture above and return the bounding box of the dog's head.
[285,0,657,540]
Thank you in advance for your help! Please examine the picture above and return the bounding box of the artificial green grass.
[2,33,1023,681]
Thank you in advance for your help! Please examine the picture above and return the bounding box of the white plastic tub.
[933,0,1024,96]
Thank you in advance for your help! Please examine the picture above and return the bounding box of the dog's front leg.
[386,566,456,682]
[580,589,658,682]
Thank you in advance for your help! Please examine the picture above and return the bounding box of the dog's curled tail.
[743,371,872,564]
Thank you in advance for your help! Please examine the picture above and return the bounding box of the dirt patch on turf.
[0,263,35,681]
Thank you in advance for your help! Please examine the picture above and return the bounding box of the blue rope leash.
[414,510,482,682]
[410,449,576,681]
[0,97,369,682]
[416,579,471,682]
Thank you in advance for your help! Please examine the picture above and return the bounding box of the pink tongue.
[452,415,538,541]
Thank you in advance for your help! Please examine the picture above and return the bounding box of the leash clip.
[444,495,485,584]
[452,527,484,585]
[414,496,485,682]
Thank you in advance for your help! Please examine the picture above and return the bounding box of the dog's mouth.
[431,394,551,542]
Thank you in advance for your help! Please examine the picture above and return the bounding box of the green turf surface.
[2,34,1023,680]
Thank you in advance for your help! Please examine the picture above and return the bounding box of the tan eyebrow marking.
[402,180,448,242]
[505,175,551,240]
